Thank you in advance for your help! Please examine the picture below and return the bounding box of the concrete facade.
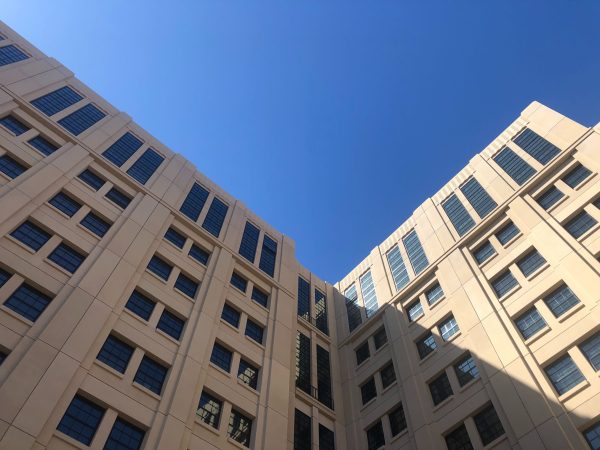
[0,20,599,450]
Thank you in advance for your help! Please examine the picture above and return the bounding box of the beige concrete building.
[0,19,599,450]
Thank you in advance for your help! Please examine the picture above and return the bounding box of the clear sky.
[5,1,600,282]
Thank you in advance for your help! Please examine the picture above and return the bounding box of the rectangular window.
[97,335,134,373]
[344,284,362,332]
[156,309,184,341]
[126,148,164,184]
[147,256,172,280]
[314,288,328,335]
[564,210,598,238]
[317,345,333,408]
[545,355,585,395]
[416,331,437,359]
[259,235,277,277]
[294,409,312,450]
[583,421,600,450]
[296,332,311,394]
[492,270,519,298]
[445,424,473,450]
[4,282,52,322]
[238,359,259,390]
[516,249,546,277]
[31,86,83,116]
[360,270,379,318]
[361,377,377,404]
[297,277,310,319]
[230,272,248,293]
[403,229,429,275]
[134,355,168,395]
[425,282,444,305]
[58,103,106,135]
[180,182,209,221]
[197,391,222,428]
[443,193,475,236]
[48,243,85,273]
[439,316,459,341]
[366,421,385,450]
[0,154,28,179]
[239,222,260,262]
[515,307,547,339]
[245,319,264,344]
[0,45,29,66]
[80,212,111,237]
[105,417,145,450]
[319,424,335,450]
[0,115,29,135]
[386,245,410,291]
[579,332,600,371]
[202,197,228,237]
[102,132,144,167]
[48,192,81,217]
[251,286,269,308]
[0,267,11,288]
[373,327,387,350]
[125,290,156,321]
[210,342,232,372]
[105,187,132,209]
[407,300,424,322]
[495,221,520,245]
[474,241,496,264]
[355,341,370,366]
[514,128,560,165]
[493,146,536,185]
[10,220,51,251]
[473,404,505,445]
[460,177,497,219]
[388,403,407,437]
[56,395,105,445]
[453,353,479,386]
[537,186,564,210]
[28,135,59,156]
[175,273,198,298]
[189,244,210,265]
[78,169,105,190]
[221,303,240,328]
[562,163,591,188]
[228,410,252,447]
[380,362,396,389]
[429,372,453,405]
[544,284,580,318]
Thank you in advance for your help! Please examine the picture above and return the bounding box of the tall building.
[0,19,599,450]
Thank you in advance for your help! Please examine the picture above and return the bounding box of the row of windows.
[210,341,260,390]
[355,326,388,366]
[445,403,505,449]
[297,276,329,335]
[360,361,397,405]
[77,167,133,209]
[490,247,547,299]
[416,315,460,360]
[428,353,479,406]
[0,115,60,159]
[365,403,407,450]
[295,332,334,409]
[343,268,381,331]
[293,409,335,450]
[472,220,520,265]
[197,390,254,447]
[125,289,185,341]
[163,226,211,266]
[229,270,270,309]
[405,280,445,323]
[220,302,265,345]
[147,254,199,299]
[535,162,593,211]
[179,182,229,238]
[49,191,112,237]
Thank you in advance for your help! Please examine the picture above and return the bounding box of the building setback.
[0,20,599,450]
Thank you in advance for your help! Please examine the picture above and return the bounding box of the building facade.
[0,20,599,450]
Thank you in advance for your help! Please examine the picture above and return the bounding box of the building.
[0,19,599,450]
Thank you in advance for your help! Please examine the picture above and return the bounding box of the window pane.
[3,282,52,322]
[425,282,444,305]
[180,182,209,221]
[373,327,387,350]
[202,197,228,237]
[361,378,377,404]
[104,417,145,450]
[251,286,268,308]
[579,332,600,371]
[545,355,585,395]
[584,421,600,450]
[78,169,105,190]
[564,210,597,238]
[388,403,407,436]
[356,342,370,366]
[80,212,111,237]
[416,332,437,359]
[495,222,520,245]
[197,391,221,428]
[125,290,156,321]
[0,154,28,179]
[105,187,131,209]
[445,424,474,450]
[295,332,311,394]
[537,186,564,210]
[174,273,198,298]
[460,177,497,219]
[58,103,106,135]
[403,229,429,275]
[210,342,232,372]
[366,421,385,450]
[238,359,259,390]
[259,235,277,277]
[515,307,547,339]
[544,284,580,318]
[360,270,379,318]
[513,128,560,165]
[133,356,168,395]
[474,404,505,445]
[49,192,81,217]
[429,372,453,405]
[516,249,546,277]
[239,221,260,262]
[493,146,536,185]
[474,241,496,264]
[316,345,333,408]
[386,245,410,291]
[294,409,312,450]
[156,310,184,341]
[562,163,591,189]
[230,272,247,292]
[439,316,459,341]
[245,319,264,344]
[443,193,475,236]
[102,132,143,167]
[344,284,362,332]
[453,353,479,386]
[188,243,210,265]
[10,220,51,250]
[31,86,83,116]
[221,303,240,328]
[492,270,519,298]
[0,45,29,66]
[97,335,134,373]
[228,410,252,447]
[126,148,164,184]
[57,395,105,445]
[147,256,172,280]
[407,300,424,322]
[380,362,396,389]
[297,277,310,319]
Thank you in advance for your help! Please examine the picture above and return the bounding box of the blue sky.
[5,1,600,282]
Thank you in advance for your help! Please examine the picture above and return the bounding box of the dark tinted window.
[221,303,240,328]
[31,86,83,116]
[202,197,228,237]
[473,404,505,445]
[579,332,600,371]
[0,115,29,135]
[388,404,407,436]
[239,221,260,262]
[474,241,496,264]
[0,45,29,66]
[429,372,453,405]
[562,163,591,188]
[56,395,105,445]
[356,341,370,366]
[125,290,155,321]
[0,154,28,178]
[294,409,311,450]
[78,169,105,190]
[366,421,385,450]
[174,272,198,298]
[97,335,134,373]
[81,212,111,237]
[126,148,164,184]
[416,332,437,359]
[316,345,333,408]
[460,177,497,218]
[238,359,259,390]
[251,286,269,308]
[10,220,51,251]
[403,229,429,275]
[295,332,311,394]
[453,353,479,386]
[58,103,106,135]
[443,193,475,236]
[102,132,144,167]
[545,355,585,395]
[147,256,172,280]
[180,182,209,221]
[259,235,277,277]
[104,417,145,450]
[245,319,264,344]
[297,277,310,319]
[516,249,546,277]
[445,424,473,450]
[513,128,560,165]
[544,284,580,317]
[515,307,546,339]
[493,146,536,185]
[28,136,58,156]
[230,272,247,292]
[156,309,184,341]
[228,410,252,447]
[3,282,52,322]
[537,186,564,210]
[189,243,210,265]
[495,222,520,245]
[134,355,168,395]
[48,243,86,273]
[197,391,221,428]
[105,187,132,209]
[492,270,519,298]
[564,210,597,238]
[210,342,232,372]
[361,378,377,404]
[48,192,81,217]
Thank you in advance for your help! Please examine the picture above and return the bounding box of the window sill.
[122,308,150,325]
[227,437,250,450]
[484,434,508,449]
[523,326,551,345]
[132,381,162,400]
[209,362,232,378]
[381,381,397,395]
[575,221,600,241]
[145,269,169,284]
[418,350,437,365]
[523,263,550,282]
[0,304,34,327]
[497,284,521,302]
[156,327,182,345]
[195,416,221,436]
[389,428,409,444]
[53,431,90,449]
[373,342,389,355]
[555,302,586,323]
[557,379,590,402]
[237,377,260,395]
[428,295,446,310]
[244,334,265,350]
[94,360,126,379]
[441,331,462,346]
[457,376,480,394]
[431,395,454,412]
[499,231,523,249]
[5,234,38,255]
[359,397,377,411]
[45,257,77,277]
[220,318,240,332]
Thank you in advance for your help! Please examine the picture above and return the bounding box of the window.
[125,290,156,321]
[403,229,429,275]
[210,342,232,372]
[513,128,560,165]
[10,220,51,251]
[493,146,536,185]
[251,286,268,308]
[48,192,81,217]
[439,316,459,341]
[180,182,209,221]
[461,176,497,219]
[319,424,335,450]
[202,197,228,237]
[228,409,252,447]
[345,284,362,332]
[297,277,310,319]
[453,353,479,386]
[495,221,520,245]
[473,404,505,445]
[407,299,424,322]
[221,303,240,328]
[134,355,168,395]
[564,210,597,238]
[147,256,172,280]
[31,86,83,116]
[58,103,106,135]
[537,186,564,210]
[160,228,185,250]
[81,212,111,237]
[230,272,247,292]
[314,288,328,335]
[545,355,585,395]
[1,115,29,136]
[197,391,222,428]
[48,243,85,273]
[445,424,473,450]
[366,421,385,450]
[0,267,11,287]
[584,421,600,450]
[373,327,387,350]
[429,372,453,405]
[126,148,164,184]
[356,341,370,366]
[388,403,407,436]
[78,169,105,190]
[104,417,145,450]
[360,270,379,318]
[515,307,547,339]
[443,193,475,236]
[296,332,311,394]
[386,245,410,291]
[474,241,496,264]
[102,132,144,167]
[97,335,134,373]
[238,359,259,389]
[157,309,184,341]
[56,395,105,445]
[425,282,444,305]
[259,235,277,277]
[0,154,27,178]
[245,319,264,344]
[239,221,259,262]
[516,249,546,277]
[294,409,312,450]
[0,45,29,66]
[579,332,600,371]
[105,187,132,209]
[317,345,333,408]
[174,272,198,298]
[416,332,437,359]
[189,244,210,265]
[4,282,52,322]
[0,350,6,365]
[544,284,580,318]
[380,362,396,389]
[361,377,377,404]
[492,270,519,298]
[562,163,591,188]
